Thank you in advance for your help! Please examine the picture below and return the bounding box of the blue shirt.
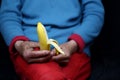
[0,0,104,55]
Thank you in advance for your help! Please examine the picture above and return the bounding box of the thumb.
[50,48,57,56]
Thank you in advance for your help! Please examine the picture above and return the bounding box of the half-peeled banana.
[37,22,65,55]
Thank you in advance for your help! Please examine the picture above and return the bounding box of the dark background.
[90,0,120,80]
[0,0,19,80]
[0,0,120,80]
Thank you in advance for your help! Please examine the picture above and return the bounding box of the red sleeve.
[68,34,85,52]
[9,36,29,54]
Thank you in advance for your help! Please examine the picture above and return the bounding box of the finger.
[23,42,39,53]
[52,54,69,62]
[28,41,40,47]
[50,48,57,56]
[29,50,51,58]
[28,55,52,63]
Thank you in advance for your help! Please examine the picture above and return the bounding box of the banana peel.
[37,22,65,55]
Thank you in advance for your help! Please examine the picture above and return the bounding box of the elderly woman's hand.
[51,40,78,63]
[14,41,52,63]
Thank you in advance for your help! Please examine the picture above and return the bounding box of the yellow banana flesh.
[37,22,65,55]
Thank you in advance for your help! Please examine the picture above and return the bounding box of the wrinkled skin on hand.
[51,40,78,63]
[15,41,52,63]
[14,40,78,64]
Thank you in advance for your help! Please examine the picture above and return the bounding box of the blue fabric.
[0,0,104,55]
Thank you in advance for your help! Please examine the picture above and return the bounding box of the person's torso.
[21,0,82,44]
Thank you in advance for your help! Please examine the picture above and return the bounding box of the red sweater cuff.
[9,36,29,54]
[68,34,85,52]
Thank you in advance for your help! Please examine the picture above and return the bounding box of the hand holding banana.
[37,22,65,55]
